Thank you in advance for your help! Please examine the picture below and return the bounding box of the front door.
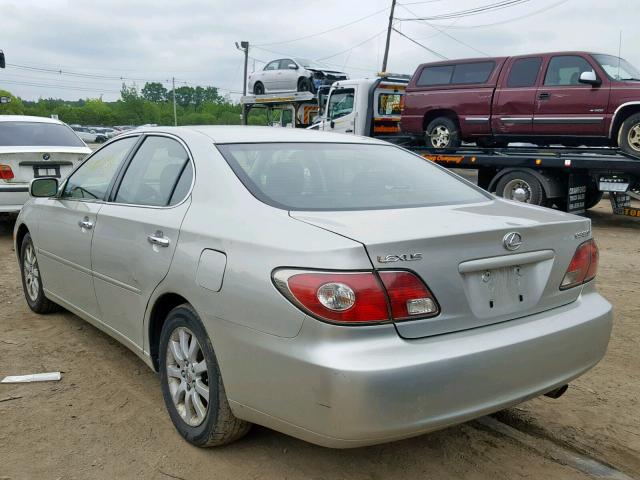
[324,87,357,134]
[91,135,193,348]
[34,136,139,320]
[533,54,610,136]
[279,59,299,92]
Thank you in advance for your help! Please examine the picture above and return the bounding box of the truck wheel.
[619,112,640,156]
[425,117,461,151]
[297,77,312,92]
[495,171,547,206]
[253,82,264,95]
[585,190,604,209]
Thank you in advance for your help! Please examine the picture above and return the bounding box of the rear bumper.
[0,184,29,212]
[216,285,612,448]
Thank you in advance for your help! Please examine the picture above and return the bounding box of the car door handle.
[345,129,354,133]
[538,92,550,100]
[147,231,170,248]
[78,217,93,230]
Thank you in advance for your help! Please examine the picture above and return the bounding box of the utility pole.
[235,41,250,124]
[381,0,396,73]
[172,76,177,126]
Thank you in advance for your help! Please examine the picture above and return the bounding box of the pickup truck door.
[492,56,543,135]
[324,87,357,134]
[533,54,609,136]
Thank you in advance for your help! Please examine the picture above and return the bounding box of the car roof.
[135,125,387,145]
[0,115,64,124]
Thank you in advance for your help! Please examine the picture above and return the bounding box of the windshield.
[0,121,85,147]
[593,54,640,81]
[218,142,489,211]
[295,58,325,69]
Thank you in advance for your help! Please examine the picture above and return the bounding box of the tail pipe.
[544,384,569,399]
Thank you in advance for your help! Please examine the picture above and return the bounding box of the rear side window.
[0,121,85,147]
[114,136,190,206]
[506,57,543,87]
[544,56,594,86]
[416,65,453,86]
[218,142,489,211]
[378,93,403,115]
[451,61,495,84]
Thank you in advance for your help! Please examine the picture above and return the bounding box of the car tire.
[495,171,547,206]
[425,117,461,151]
[618,112,640,157]
[253,82,265,95]
[159,303,251,447]
[297,77,312,92]
[20,233,60,314]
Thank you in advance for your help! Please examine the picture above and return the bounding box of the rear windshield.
[218,142,489,211]
[0,121,85,147]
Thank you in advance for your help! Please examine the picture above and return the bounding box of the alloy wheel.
[23,242,40,302]
[429,125,451,148]
[166,327,209,427]
[627,123,640,152]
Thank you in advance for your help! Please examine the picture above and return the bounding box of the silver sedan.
[15,126,612,448]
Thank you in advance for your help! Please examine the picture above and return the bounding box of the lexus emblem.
[503,232,522,251]
[42,153,50,161]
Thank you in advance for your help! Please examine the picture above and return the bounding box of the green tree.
[0,90,25,114]
[141,82,168,103]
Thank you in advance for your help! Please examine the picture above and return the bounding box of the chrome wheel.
[627,123,640,152]
[23,242,40,302]
[429,125,451,148]
[503,178,532,203]
[166,327,209,427]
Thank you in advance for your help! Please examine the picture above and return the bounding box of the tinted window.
[544,56,594,86]
[507,57,542,87]
[218,143,488,211]
[169,161,193,206]
[0,121,85,147]
[416,65,453,86]
[62,136,138,200]
[451,61,495,84]
[327,89,354,120]
[378,93,403,115]
[115,136,189,206]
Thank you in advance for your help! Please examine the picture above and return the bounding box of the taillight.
[273,269,439,324]
[0,164,14,180]
[560,239,599,290]
[379,271,439,320]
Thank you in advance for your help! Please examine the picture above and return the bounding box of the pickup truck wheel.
[619,113,640,156]
[425,117,461,151]
[495,171,547,206]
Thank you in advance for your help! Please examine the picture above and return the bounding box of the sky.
[1,0,638,102]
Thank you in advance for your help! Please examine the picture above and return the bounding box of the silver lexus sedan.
[14,126,612,448]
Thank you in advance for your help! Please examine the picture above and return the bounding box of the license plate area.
[460,257,554,320]
[599,175,629,192]
[33,165,61,178]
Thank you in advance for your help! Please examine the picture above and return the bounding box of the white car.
[0,115,91,212]
[71,126,108,143]
[248,58,348,95]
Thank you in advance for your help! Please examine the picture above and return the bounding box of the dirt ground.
[1,200,639,480]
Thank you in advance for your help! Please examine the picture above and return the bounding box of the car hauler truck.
[241,74,640,217]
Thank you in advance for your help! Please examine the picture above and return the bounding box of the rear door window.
[451,61,495,84]
[114,136,190,206]
[544,55,595,86]
[377,93,403,115]
[507,57,543,87]
[416,65,454,86]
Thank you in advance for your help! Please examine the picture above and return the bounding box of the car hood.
[306,68,348,76]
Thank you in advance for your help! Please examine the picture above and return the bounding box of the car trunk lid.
[0,146,89,183]
[291,199,591,338]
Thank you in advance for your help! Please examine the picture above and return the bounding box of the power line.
[316,28,388,61]
[392,27,448,59]
[6,62,176,84]
[398,4,490,56]
[0,79,122,94]
[396,0,531,21]
[254,6,388,47]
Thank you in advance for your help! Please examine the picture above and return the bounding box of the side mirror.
[330,120,335,129]
[30,178,58,198]
[579,71,601,86]
[287,64,298,70]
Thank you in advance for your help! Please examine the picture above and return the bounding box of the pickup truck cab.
[401,51,640,155]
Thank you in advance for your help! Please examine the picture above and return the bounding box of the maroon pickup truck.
[401,51,640,155]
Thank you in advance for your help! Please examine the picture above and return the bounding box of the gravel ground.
[0,199,638,480]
